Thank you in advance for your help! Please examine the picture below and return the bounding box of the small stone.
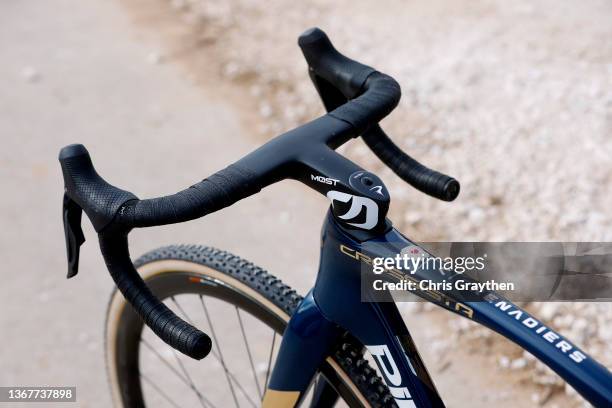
[510,357,527,370]
[147,52,164,65]
[21,66,41,83]
[223,62,240,78]
[538,303,559,321]
[498,355,510,369]
[258,103,272,118]
[467,206,485,222]
[278,211,290,224]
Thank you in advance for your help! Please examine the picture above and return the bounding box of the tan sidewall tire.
[105,259,371,408]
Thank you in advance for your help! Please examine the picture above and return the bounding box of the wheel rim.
[106,263,370,408]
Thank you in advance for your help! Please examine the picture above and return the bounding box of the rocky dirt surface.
[2,0,610,406]
[139,0,612,406]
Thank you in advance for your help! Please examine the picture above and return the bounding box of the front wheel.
[105,245,394,407]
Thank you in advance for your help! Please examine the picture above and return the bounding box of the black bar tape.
[362,125,460,201]
[59,145,259,360]
[59,144,261,232]
[120,164,261,228]
[329,73,400,135]
[99,233,212,360]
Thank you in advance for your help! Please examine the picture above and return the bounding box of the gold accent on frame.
[261,389,300,407]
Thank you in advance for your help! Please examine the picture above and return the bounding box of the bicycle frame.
[262,211,612,408]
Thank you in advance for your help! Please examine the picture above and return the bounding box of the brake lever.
[62,193,85,278]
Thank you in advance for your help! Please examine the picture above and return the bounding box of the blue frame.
[265,211,612,407]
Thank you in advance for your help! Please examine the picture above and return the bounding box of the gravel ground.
[152,0,612,405]
[2,0,609,406]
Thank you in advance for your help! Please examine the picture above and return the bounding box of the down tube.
[313,213,445,408]
[357,225,612,407]
[466,298,612,407]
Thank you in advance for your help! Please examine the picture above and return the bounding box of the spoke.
[193,341,257,407]
[173,350,209,408]
[200,295,241,408]
[171,295,222,362]
[141,338,189,385]
[172,296,256,407]
[224,371,258,408]
[140,336,216,408]
[264,331,277,392]
[141,296,259,408]
[235,307,263,399]
[140,372,183,408]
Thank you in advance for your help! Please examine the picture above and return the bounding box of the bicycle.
[59,28,612,407]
